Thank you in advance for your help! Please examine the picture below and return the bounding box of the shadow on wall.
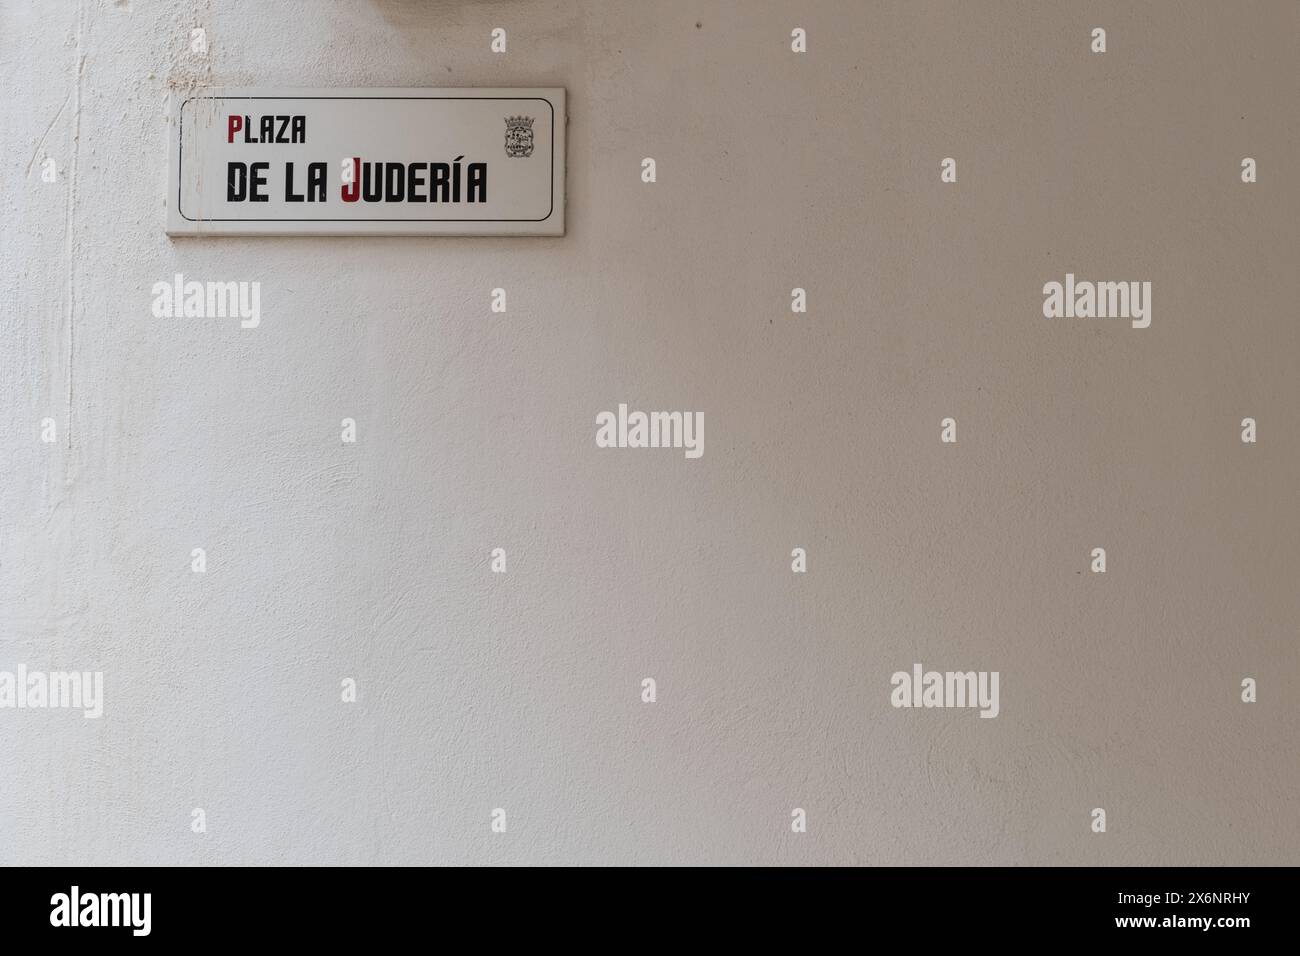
[362,0,563,71]
[367,0,528,29]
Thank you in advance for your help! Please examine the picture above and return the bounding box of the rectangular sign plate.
[167,87,565,236]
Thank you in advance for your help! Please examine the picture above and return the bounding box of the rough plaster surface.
[1,0,1297,865]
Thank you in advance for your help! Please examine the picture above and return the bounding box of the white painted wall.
[2,1,1297,865]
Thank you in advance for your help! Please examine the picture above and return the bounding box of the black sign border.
[177,95,557,223]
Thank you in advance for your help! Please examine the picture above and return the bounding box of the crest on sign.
[505,116,535,157]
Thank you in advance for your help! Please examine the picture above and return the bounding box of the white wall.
[2,0,1297,865]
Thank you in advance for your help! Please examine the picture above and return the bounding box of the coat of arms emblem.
[504,115,535,157]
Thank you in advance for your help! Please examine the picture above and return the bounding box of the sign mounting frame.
[166,87,566,237]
